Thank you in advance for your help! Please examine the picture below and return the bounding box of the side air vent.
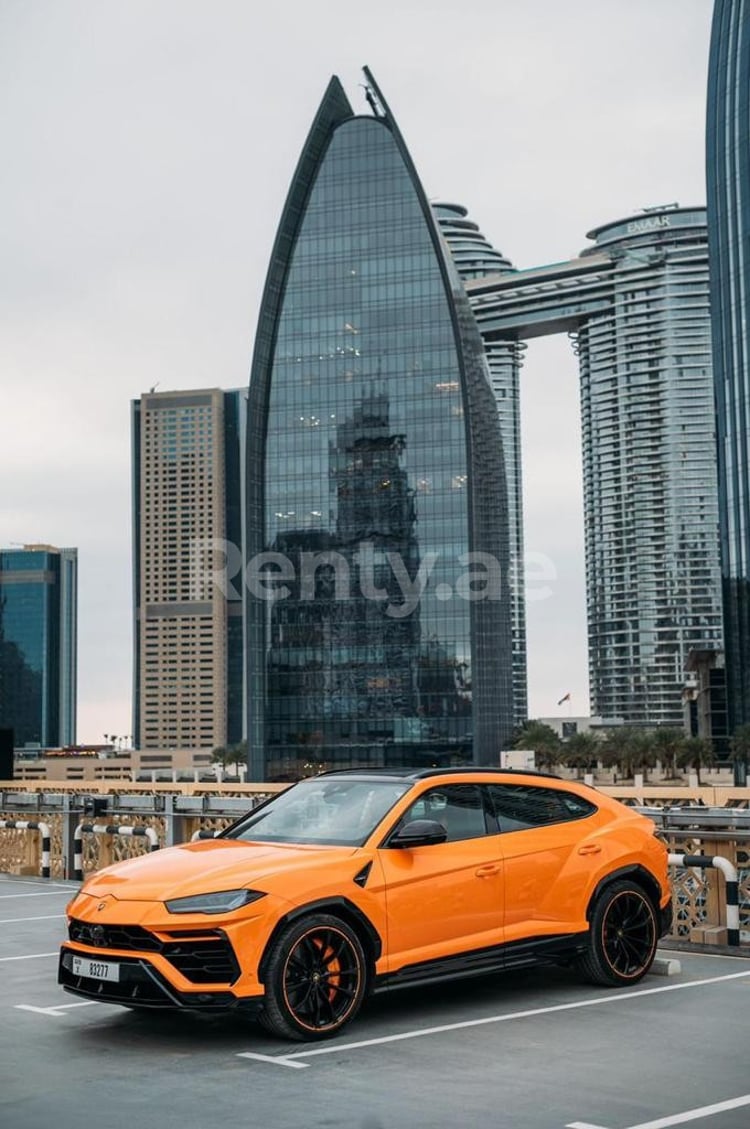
[353,862,372,888]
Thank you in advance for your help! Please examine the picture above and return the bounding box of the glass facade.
[246,73,513,780]
[578,209,722,725]
[0,546,77,746]
[433,203,528,727]
[451,205,722,729]
[707,0,750,730]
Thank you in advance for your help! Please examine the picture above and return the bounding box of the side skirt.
[373,931,589,994]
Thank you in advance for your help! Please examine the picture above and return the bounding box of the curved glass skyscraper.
[707,0,750,731]
[246,71,513,779]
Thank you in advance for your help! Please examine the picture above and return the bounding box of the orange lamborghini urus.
[59,768,671,1041]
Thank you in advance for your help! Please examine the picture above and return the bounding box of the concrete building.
[132,388,246,750]
[537,716,624,741]
[682,649,728,756]
[0,544,77,747]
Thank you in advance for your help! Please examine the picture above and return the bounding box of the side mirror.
[389,819,447,849]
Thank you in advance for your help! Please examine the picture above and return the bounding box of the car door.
[377,783,503,972]
[486,783,600,944]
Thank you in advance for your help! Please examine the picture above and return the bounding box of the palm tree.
[227,740,247,777]
[651,727,685,780]
[560,731,600,779]
[730,724,750,786]
[632,731,658,782]
[677,736,716,785]
[211,742,247,778]
[211,745,228,772]
[600,728,654,782]
[514,720,561,772]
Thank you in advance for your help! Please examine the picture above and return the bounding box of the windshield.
[225,777,412,846]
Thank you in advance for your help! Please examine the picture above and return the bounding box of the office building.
[132,388,245,750]
[0,544,77,746]
[462,204,723,728]
[245,70,514,780]
[434,202,527,726]
[683,648,728,755]
[707,0,750,733]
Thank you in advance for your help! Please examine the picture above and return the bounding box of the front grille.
[68,919,239,984]
[69,920,161,952]
[162,940,240,984]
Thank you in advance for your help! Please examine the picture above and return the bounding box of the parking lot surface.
[2,873,750,1129]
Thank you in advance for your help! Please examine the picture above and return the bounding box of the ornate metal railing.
[0,782,748,946]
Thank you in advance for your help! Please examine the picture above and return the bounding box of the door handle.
[475,864,501,877]
[577,844,602,855]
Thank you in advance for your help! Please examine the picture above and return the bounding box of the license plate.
[71,956,120,982]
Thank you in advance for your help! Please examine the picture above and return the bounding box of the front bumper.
[58,946,264,1012]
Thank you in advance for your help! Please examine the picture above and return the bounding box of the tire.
[258,914,367,1041]
[577,880,658,987]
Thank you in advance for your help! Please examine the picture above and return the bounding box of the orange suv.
[59,768,671,1041]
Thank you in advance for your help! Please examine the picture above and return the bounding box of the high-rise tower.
[0,544,77,747]
[132,388,246,750]
[246,70,513,780]
[433,203,527,727]
[707,0,750,733]
[577,210,721,724]
[463,205,722,728]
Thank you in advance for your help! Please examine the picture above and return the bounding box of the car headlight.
[164,889,266,915]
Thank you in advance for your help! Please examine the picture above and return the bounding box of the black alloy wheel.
[259,913,367,1041]
[577,879,658,986]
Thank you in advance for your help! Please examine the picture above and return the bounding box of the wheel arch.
[257,897,382,986]
[586,864,663,921]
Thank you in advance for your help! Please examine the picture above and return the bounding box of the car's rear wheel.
[577,880,658,986]
[259,914,367,1041]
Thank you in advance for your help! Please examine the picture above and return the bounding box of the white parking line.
[240,1053,309,1069]
[0,880,73,889]
[0,891,71,899]
[238,969,750,1069]
[15,1002,100,1018]
[0,951,57,962]
[0,914,66,924]
[567,1091,750,1129]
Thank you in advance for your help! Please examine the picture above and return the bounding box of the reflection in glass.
[246,72,512,779]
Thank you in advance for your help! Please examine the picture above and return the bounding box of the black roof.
[315,766,561,782]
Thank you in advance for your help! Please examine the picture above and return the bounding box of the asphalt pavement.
[2,873,750,1129]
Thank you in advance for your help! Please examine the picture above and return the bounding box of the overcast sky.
[0,0,713,744]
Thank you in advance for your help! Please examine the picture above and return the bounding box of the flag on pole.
[557,692,571,706]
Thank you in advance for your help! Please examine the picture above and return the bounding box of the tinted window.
[226,777,411,846]
[488,785,597,832]
[396,784,488,842]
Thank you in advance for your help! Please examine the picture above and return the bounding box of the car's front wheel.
[577,880,658,987]
[259,914,367,1041]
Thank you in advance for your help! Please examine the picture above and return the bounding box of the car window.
[225,778,412,846]
[396,784,488,842]
[487,784,597,832]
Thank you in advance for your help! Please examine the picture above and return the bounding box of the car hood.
[80,839,362,902]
